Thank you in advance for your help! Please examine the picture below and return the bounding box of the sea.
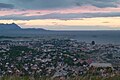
[0,30,120,45]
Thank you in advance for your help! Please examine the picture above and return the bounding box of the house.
[90,63,113,69]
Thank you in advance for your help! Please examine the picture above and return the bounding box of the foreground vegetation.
[0,75,120,80]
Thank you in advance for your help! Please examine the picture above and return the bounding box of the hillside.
[0,23,48,36]
[0,23,21,30]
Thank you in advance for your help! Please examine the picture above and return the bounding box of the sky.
[0,0,120,30]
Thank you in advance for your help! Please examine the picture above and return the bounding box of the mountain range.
[0,23,50,36]
[0,23,21,30]
[0,23,46,31]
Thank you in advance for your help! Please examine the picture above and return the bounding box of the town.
[0,38,120,79]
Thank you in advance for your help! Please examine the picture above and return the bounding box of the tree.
[91,41,95,45]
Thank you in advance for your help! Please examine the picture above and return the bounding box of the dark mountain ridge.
[0,23,49,36]
[0,23,46,31]
[0,23,21,30]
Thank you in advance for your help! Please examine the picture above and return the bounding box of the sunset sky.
[0,0,120,30]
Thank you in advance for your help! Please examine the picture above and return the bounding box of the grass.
[0,75,120,80]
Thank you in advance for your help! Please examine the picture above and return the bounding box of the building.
[90,63,113,69]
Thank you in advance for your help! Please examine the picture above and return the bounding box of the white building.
[90,63,113,69]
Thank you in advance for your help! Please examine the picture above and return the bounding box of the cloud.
[1,12,120,20]
[0,0,120,20]
[10,0,73,9]
[75,0,118,8]
[9,0,119,10]
[0,3,14,9]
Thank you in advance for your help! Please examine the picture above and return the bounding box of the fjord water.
[51,31,120,44]
[0,24,120,44]
[1,30,120,44]
[73,31,120,44]
[0,30,120,44]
